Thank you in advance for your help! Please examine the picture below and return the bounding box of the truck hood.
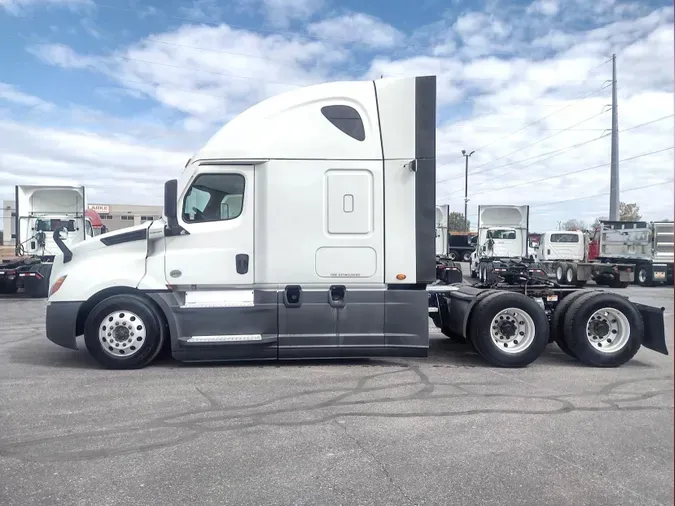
[66,221,154,258]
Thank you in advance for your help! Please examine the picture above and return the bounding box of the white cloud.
[3,2,673,231]
[0,0,91,16]
[237,0,324,28]
[0,82,53,111]
[178,0,224,21]
[28,23,350,128]
[307,13,405,48]
[526,0,560,16]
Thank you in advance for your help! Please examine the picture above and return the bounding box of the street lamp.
[462,149,475,231]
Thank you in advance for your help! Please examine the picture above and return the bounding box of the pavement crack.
[195,386,221,409]
[333,420,415,505]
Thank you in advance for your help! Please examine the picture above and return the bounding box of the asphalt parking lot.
[1,268,673,506]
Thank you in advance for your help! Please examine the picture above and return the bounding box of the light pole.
[462,149,475,231]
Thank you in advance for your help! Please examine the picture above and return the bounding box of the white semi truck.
[43,75,668,370]
[0,185,103,297]
[469,204,535,282]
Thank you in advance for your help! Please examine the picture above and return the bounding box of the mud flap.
[634,302,669,355]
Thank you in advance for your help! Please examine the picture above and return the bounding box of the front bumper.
[45,301,82,350]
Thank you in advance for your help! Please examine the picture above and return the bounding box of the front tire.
[84,294,166,370]
[562,292,643,367]
[468,292,549,367]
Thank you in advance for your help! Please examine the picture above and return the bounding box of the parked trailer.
[535,230,634,288]
[0,185,98,297]
[42,74,668,370]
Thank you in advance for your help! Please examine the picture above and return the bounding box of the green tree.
[619,202,641,221]
[561,219,586,231]
[448,211,470,231]
[591,201,643,228]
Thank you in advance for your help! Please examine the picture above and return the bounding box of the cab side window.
[183,173,245,223]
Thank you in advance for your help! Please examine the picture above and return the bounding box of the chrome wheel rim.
[586,307,630,353]
[638,269,647,283]
[449,251,457,260]
[556,266,563,281]
[490,308,536,354]
[99,310,147,358]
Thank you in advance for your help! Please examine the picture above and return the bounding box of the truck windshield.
[35,219,76,232]
[487,229,516,240]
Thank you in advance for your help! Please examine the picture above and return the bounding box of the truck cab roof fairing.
[191,77,422,163]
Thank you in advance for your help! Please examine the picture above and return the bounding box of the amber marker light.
[49,275,67,297]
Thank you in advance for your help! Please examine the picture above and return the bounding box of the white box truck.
[43,75,667,369]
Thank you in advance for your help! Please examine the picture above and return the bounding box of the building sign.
[88,204,110,213]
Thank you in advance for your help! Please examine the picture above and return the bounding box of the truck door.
[164,164,277,360]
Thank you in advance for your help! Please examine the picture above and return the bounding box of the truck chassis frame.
[428,259,668,367]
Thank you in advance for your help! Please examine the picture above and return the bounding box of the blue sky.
[0,0,673,231]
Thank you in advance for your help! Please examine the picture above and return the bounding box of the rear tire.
[468,292,549,367]
[462,251,472,262]
[448,250,459,261]
[555,263,567,284]
[562,292,643,367]
[84,294,166,370]
[565,264,578,285]
[550,290,591,358]
[635,265,653,286]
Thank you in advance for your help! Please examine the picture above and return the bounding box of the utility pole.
[609,53,620,220]
[462,149,474,231]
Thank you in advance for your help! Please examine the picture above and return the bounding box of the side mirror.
[164,179,187,236]
[164,179,178,229]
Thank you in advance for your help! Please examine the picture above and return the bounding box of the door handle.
[235,254,249,274]
[283,285,302,308]
[328,285,346,308]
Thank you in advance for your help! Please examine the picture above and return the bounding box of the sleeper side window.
[321,105,366,141]
[182,173,245,223]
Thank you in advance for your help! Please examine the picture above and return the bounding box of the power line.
[444,146,673,199]
[469,103,610,172]
[438,133,607,185]
[530,179,674,209]
[437,108,610,183]
[439,114,674,192]
[470,82,612,153]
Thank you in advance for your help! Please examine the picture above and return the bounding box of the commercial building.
[2,200,163,246]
